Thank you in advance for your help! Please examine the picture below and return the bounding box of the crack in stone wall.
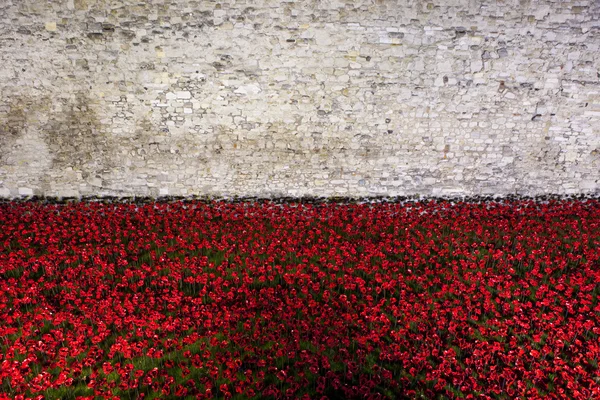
[0,0,599,198]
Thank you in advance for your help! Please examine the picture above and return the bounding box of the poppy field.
[0,198,599,399]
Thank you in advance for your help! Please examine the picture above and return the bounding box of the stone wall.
[0,0,599,198]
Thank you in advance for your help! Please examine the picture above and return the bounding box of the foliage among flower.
[0,199,599,399]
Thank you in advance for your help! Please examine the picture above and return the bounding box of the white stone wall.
[0,0,598,198]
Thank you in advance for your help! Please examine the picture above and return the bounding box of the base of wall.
[2,193,599,205]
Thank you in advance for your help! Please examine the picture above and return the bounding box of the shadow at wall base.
[1,193,599,205]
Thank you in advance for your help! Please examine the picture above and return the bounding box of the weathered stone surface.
[0,0,598,198]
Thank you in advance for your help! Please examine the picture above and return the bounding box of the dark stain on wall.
[42,93,115,180]
[0,96,50,164]
[0,99,27,163]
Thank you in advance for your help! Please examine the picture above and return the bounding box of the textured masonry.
[0,0,599,198]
